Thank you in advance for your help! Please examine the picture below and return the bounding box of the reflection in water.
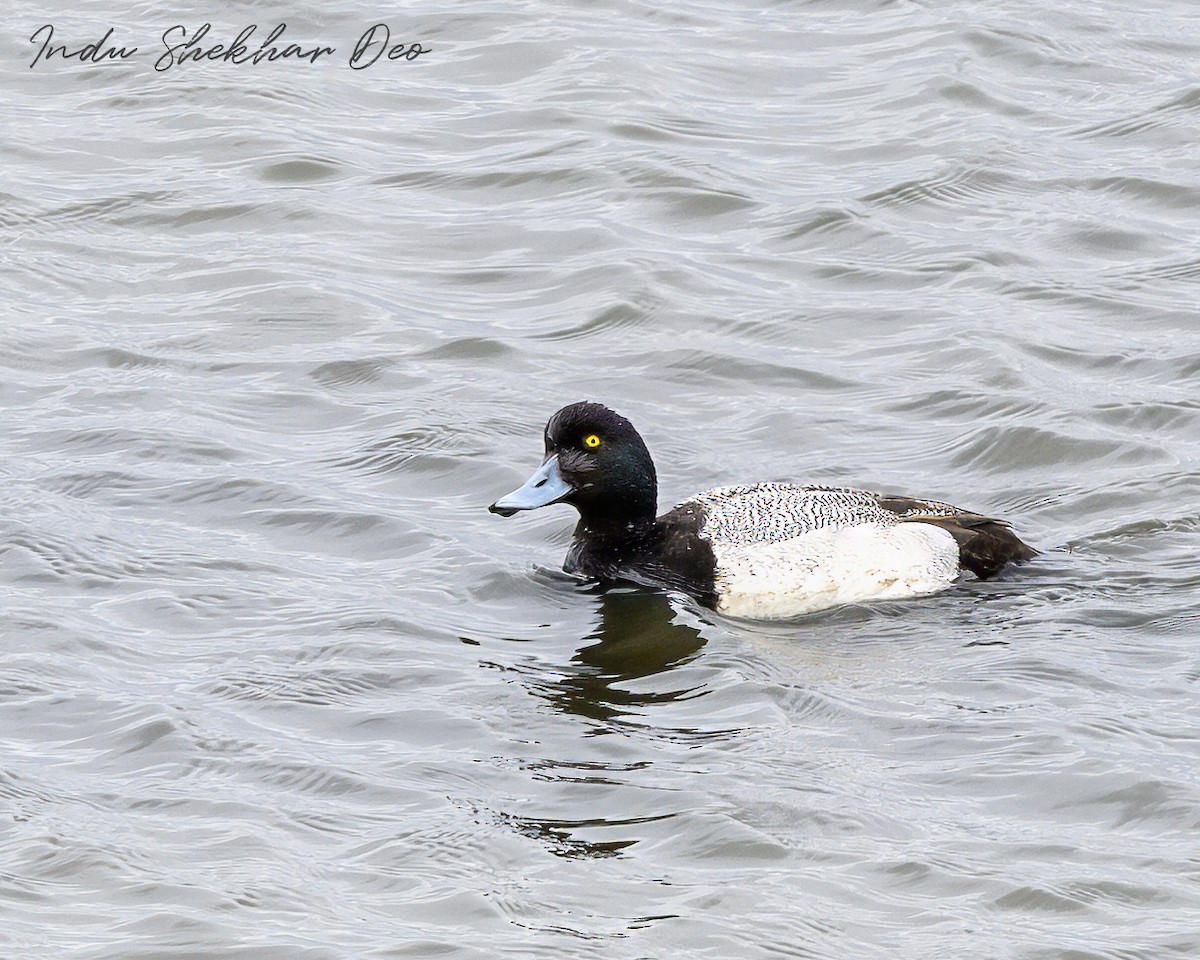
[535,587,708,726]
[493,588,709,863]
[492,808,661,860]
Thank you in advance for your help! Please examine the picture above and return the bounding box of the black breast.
[563,501,718,607]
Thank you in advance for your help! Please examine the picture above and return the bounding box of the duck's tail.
[877,495,1038,580]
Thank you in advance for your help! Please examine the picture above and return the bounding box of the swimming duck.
[488,401,1036,619]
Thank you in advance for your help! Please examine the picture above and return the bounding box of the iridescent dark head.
[488,402,658,526]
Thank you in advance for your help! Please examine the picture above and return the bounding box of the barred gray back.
[687,483,905,546]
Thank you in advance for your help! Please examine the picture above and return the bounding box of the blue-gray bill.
[488,454,573,517]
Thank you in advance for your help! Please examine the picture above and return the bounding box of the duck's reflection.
[532,586,707,725]
[488,588,713,864]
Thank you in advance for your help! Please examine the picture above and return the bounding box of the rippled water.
[4,0,1200,957]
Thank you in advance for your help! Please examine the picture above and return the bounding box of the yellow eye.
[583,434,601,449]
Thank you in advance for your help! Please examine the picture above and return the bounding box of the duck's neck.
[575,512,657,545]
[566,512,659,579]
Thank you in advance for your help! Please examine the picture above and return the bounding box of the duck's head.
[488,401,657,526]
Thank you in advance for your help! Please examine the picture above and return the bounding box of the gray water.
[3,1,1200,957]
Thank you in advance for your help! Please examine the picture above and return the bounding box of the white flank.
[711,521,960,620]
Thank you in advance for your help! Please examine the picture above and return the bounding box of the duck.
[488,401,1036,619]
